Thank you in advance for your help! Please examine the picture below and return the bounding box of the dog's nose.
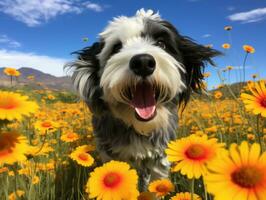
[129,54,156,77]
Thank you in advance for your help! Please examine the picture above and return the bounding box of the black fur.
[153,20,222,105]
[70,42,109,116]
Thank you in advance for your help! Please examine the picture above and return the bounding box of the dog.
[66,9,220,190]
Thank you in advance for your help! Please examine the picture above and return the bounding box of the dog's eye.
[156,40,166,49]
[111,42,122,54]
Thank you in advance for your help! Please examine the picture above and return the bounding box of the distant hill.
[0,67,248,97]
[0,67,73,91]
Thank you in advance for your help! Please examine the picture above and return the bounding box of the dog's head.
[67,9,221,134]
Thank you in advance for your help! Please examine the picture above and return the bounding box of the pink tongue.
[131,82,156,120]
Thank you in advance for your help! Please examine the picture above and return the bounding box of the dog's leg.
[148,156,170,182]
[138,168,151,192]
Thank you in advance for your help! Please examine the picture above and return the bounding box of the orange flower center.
[260,98,266,108]
[231,166,264,188]
[41,122,52,128]
[0,134,18,156]
[103,172,121,188]
[155,184,169,193]
[185,144,207,160]
[0,98,19,110]
[78,153,89,161]
[245,47,253,53]
[67,133,76,139]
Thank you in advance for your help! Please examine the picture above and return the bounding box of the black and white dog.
[67,9,220,190]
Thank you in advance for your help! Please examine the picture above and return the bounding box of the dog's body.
[67,9,220,190]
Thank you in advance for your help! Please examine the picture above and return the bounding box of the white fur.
[100,36,185,134]
[98,9,161,66]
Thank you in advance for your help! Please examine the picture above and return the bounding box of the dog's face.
[68,9,220,135]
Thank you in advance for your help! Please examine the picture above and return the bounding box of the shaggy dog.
[67,9,220,190]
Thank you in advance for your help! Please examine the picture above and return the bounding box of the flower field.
[1,42,266,200]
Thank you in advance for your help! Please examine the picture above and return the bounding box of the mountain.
[0,67,73,91]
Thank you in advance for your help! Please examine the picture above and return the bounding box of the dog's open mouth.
[130,81,156,121]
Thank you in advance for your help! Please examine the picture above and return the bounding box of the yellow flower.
[27,75,35,80]
[214,91,223,99]
[32,175,40,184]
[240,80,266,117]
[148,179,174,197]
[69,145,94,167]
[28,143,54,156]
[243,45,255,53]
[226,66,233,70]
[47,94,55,100]
[8,190,25,200]
[86,160,139,200]
[3,67,20,77]
[0,132,29,165]
[0,91,38,121]
[34,120,60,134]
[8,170,14,176]
[165,134,225,179]
[222,43,231,49]
[247,134,255,140]
[205,141,266,200]
[205,126,218,133]
[60,132,80,143]
[0,167,8,174]
[171,192,201,200]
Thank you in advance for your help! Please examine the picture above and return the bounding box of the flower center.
[103,172,121,188]
[67,133,75,139]
[41,122,52,128]
[0,99,18,109]
[185,144,207,160]
[78,153,89,161]
[0,137,15,156]
[260,98,266,108]
[155,184,168,193]
[231,166,264,188]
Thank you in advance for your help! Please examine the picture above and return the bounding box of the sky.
[0,0,266,88]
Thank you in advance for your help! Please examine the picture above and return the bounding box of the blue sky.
[0,0,265,88]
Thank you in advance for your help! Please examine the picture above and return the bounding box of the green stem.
[203,179,208,200]
[257,115,262,146]
[191,178,195,200]
[242,52,249,83]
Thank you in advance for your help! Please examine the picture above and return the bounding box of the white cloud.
[83,1,103,12]
[202,34,211,38]
[228,7,266,23]
[0,49,68,77]
[0,35,21,48]
[0,0,104,27]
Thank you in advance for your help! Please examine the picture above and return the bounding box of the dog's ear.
[178,36,222,105]
[66,41,108,115]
